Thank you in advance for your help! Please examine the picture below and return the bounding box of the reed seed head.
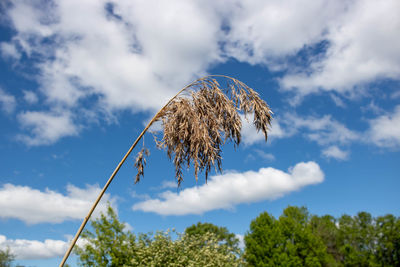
[134,76,272,186]
[134,147,150,184]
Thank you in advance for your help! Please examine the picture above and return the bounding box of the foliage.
[0,248,14,267]
[244,206,332,266]
[74,204,400,267]
[74,205,136,266]
[375,214,400,266]
[74,205,242,266]
[131,230,243,267]
[185,222,240,250]
[337,212,377,266]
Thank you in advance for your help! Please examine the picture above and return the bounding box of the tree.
[0,248,14,267]
[244,206,332,266]
[132,230,243,266]
[310,215,342,264]
[75,205,243,266]
[74,205,137,267]
[185,222,240,251]
[375,214,400,266]
[337,212,377,266]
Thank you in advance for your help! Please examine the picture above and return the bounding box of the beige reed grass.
[59,75,272,266]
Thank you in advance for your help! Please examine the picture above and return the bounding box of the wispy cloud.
[367,105,400,148]
[22,90,39,104]
[0,88,16,114]
[284,113,360,146]
[322,146,349,160]
[17,110,78,146]
[132,161,324,215]
[0,183,115,224]
[241,115,287,146]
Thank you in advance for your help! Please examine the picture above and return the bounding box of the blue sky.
[0,0,399,266]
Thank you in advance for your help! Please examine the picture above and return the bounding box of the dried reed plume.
[135,76,272,186]
[60,75,272,266]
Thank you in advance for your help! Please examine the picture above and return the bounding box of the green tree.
[0,248,14,267]
[185,222,240,250]
[374,214,400,266]
[310,215,342,264]
[337,212,377,266]
[74,205,137,267]
[131,230,243,266]
[244,206,332,267]
[75,205,243,266]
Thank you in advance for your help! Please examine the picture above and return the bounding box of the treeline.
[4,205,397,266]
[245,206,400,266]
[73,205,399,266]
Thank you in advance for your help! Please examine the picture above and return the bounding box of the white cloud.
[0,42,21,59]
[283,113,359,146]
[159,180,178,189]
[132,161,324,215]
[0,183,115,224]
[253,149,275,161]
[17,110,78,146]
[241,115,286,146]
[0,235,67,260]
[322,146,349,160]
[235,234,245,250]
[0,88,16,114]
[23,90,39,104]
[4,0,225,144]
[225,0,400,98]
[391,90,400,99]
[281,0,400,96]
[226,0,341,64]
[367,105,400,148]
[4,0,399,145]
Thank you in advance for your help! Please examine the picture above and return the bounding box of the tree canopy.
[74,205,242,266]
[185,222,240,251]
[244,206,332,266]
[0,248,14,267]
[73,205,400,266]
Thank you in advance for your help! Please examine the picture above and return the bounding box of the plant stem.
[58,77,204,266]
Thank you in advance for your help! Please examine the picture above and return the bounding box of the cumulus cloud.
[17,110,78,145]
[0,183,115,224]
[0,235,67,260]
[0,88,16,114]
[0,235,92,260]
[226,0,342,64]
[132,161,324,215]
[280,0,400,95]
[225,0,400,98]
[3,0,399,145]
[367,105,400,148]
[322,146,349,160]
[3,0,224,144]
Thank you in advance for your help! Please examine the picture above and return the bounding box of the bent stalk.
[59,75,272,266]
[59,80,194,267]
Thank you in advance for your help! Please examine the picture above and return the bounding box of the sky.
[0,0,399,266]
